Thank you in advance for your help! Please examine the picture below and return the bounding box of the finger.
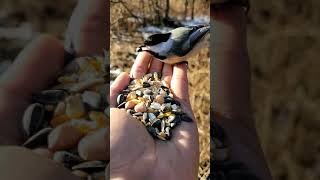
[110,72,130,107]
[161,64,173,84]
[148,59,163,74]
[66,0,108,56]
[171,63,189,103]
[130,52,152,79]
[0,35,65,97]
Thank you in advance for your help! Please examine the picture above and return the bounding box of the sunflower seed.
[117,102,126,108]
[32,89,69,105]
[116,94,126,105]
[22,103,47,137]
[148,113,156,121]
[146,126,157,137]
[143,113,148,122]
[22,127,52,148]
[72,161,107,173]
[53,151,84,169]
[142,82,150,88]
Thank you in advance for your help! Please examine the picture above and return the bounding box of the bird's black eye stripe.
[144,33,171,46]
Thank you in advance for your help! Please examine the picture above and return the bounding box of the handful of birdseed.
[21,55,108,179]
[117,72,192,141]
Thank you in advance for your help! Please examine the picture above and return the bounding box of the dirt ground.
[0,0,319,180]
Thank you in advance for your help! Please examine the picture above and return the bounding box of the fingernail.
[184,61,189,68]
[180,61,189,69]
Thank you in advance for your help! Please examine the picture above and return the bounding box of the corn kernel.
[50,115,70,127]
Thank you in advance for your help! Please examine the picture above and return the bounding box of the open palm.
[110,52,199,180]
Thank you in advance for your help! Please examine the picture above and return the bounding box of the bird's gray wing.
[189,26,210,48]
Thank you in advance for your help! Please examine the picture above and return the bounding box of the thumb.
[110,72,130,107]
[0,34,65,97]
[66,0,109,56]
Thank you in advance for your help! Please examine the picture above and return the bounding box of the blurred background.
[0,0,76,72]
[248,1,320,180]
[110,0,210,179]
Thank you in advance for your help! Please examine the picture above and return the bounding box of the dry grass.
[111,0,210,179]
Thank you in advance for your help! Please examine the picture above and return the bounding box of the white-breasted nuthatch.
[136,25,210,64]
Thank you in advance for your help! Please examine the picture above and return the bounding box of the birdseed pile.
[116,72,192,140]
[21,55,108,179]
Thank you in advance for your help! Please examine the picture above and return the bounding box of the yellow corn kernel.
[75,125,93,135]
[89,111,107,128]
[157,113,165,119]
[159,131,166,138]
[50,115,71,127]
[127,92,137,101]
[88,59,101,71]
[138,97,144,102]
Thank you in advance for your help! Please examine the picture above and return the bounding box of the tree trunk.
[141,0,146,26]
[165,0,170,20]
[184,0,189,20]
[191,0,195,20]
[156,0,161,25]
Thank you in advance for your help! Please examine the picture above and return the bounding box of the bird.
[136,25,210,64]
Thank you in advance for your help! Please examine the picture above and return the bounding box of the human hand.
[0,0,108,179]
[0,0,107,145]
[110,52,199,180]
